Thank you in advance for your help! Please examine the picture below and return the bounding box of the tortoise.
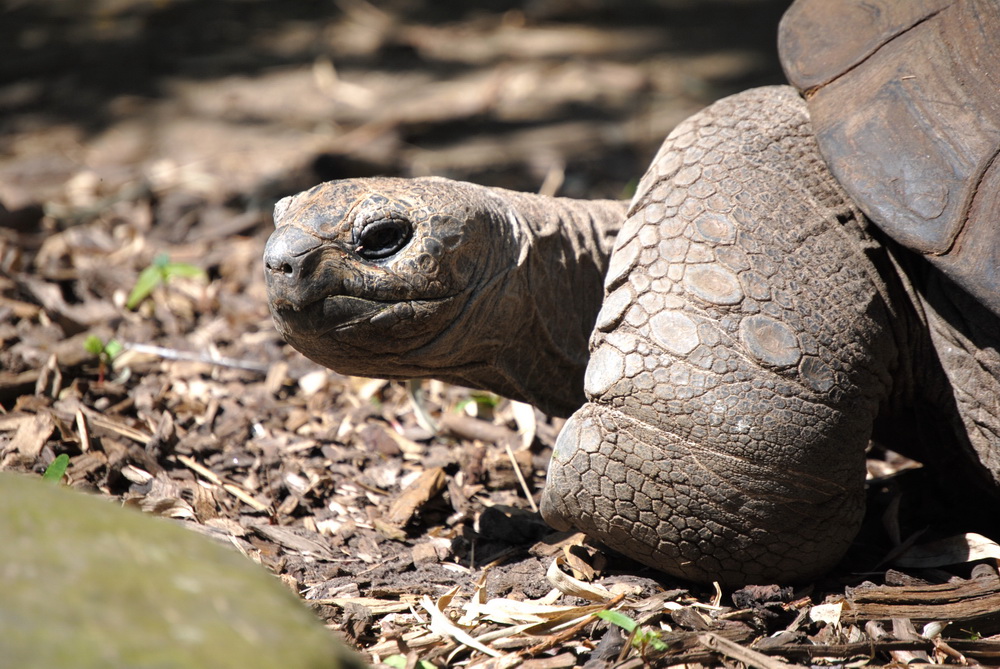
[263,0,1000,586]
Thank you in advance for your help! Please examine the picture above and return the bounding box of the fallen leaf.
[895,533,1000,568]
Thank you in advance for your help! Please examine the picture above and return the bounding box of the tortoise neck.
[477,188,627,416]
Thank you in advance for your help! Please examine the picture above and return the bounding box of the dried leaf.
[546,555,613,602]
[895,533,1000,568]
[809,602,843,627]
[5,412,55,460]
[420,595,501,658]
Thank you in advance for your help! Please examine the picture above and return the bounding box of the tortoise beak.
[264,225,324,306]
[264,226,390,334]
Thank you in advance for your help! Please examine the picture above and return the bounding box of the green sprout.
[596,609,669,655]
[620,177,639,200]
[383,655,435,669]
[83,335,123,383]
[455,391,501,414]
[126,253,206,310]
[42,454,70,483]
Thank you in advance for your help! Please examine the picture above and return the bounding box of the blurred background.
[0,0,788,233]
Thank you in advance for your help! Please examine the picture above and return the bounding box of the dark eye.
[356,217,412,260]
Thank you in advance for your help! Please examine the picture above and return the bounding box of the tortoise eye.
[356,217,412,260]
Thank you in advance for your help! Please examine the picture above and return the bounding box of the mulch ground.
[4,1,1000,667]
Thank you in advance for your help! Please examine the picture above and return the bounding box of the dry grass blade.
[420,595,502,658]
[176,454,223,485]
[74,408,91,453]
[467,594,614,633]
[405,379,439,433]
[307,597,414,615]
[505,442,537,513]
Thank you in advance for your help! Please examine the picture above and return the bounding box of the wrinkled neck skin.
[460,188,626,417]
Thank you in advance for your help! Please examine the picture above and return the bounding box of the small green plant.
[83,335,123,383]
[383,654,435,669]
[455,391,501,414]
[126,253,206,310]
[620,177,639,200]
[42,454,70,483]
[596,609,669,655]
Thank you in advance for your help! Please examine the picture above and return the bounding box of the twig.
[505,442,538,513]
[175,454,271,512]
[524,610,604,658]
[123,342,269,374]
[699,632,805,669]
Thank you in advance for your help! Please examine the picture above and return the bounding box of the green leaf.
[472,392,501,408]
[84,334,105,356]
[163,262,206,280]
[596,610,669,652]
[103,339,124,360]
[42,454,70,483]
[455,392,501,413]
[620,177,639,200]
[126,265,165,310]
[595,609,638,632]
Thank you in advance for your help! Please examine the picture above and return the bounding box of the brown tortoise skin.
[266,176,625,419]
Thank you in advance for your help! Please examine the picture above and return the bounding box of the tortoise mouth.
[270,294,391,337]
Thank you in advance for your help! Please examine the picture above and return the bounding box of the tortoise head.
[264,176,520,381]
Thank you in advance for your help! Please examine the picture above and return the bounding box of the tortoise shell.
[778,0,1000,316]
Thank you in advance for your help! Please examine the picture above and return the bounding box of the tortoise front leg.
[541,86,901,586]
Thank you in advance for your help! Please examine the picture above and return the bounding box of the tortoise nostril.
[263,226,323,282]
[264,253,298,277]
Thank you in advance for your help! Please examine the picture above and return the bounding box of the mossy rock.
[0,472,366,669]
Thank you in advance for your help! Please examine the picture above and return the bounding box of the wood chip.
[519,652,578,669]
[845,576,1000,626]
[383,467,446,527]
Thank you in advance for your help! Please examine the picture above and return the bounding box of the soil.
[5,1,1000,667]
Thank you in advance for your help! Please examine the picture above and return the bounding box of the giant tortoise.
[263,0,1000,586]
